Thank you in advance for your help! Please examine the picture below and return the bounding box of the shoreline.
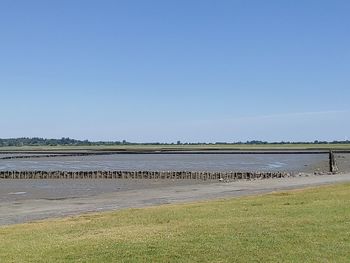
[1,173,350,226]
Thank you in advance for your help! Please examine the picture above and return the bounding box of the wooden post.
[329,150,338,173]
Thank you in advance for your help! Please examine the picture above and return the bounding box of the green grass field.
[1,183,349,262]
[1,143,350,152]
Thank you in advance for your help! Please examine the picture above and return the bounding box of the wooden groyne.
[0,150,340,177]
[329,151,339,173]
[0,170,293,180]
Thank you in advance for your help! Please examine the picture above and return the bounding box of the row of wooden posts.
[0,170,293,180]
[0,151,339,179]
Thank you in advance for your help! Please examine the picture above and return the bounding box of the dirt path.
[1,173,350,226]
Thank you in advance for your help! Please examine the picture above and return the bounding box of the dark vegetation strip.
[0,153,90,160]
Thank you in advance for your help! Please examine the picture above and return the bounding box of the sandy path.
[1,173,350,226]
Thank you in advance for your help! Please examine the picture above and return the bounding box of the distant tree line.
[0,137,129,147]
[0,138,349,147]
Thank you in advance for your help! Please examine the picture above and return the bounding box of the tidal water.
[0,153,328,172]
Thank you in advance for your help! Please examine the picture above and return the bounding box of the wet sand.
[1,173,350,226]
[0,153,329,172]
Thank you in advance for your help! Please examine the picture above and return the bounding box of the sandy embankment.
[0,172,350,226]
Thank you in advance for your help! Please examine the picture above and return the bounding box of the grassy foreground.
[1,184,350,262]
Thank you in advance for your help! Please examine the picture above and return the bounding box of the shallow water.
[0,153,328,172]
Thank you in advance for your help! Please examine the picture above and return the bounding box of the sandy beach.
[1,173,349,226]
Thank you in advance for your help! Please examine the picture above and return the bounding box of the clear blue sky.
[1,0,349,142]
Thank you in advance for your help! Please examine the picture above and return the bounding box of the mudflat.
[1,173,350,226]
[0,152,330,172]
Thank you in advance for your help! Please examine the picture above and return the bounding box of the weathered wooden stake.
[329,150,338,173]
